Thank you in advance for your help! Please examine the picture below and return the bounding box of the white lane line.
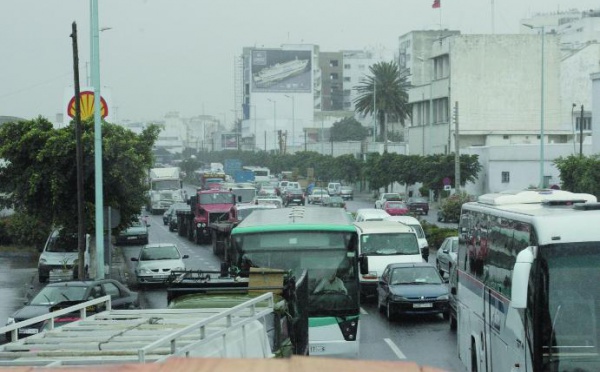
[360,307,368,315]
[384,338,406,360]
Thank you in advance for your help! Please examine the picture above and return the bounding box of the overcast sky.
[1,0,598,123]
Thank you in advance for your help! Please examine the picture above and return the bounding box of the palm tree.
[354,61,412,151]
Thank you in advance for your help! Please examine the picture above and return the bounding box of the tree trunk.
[383,111,388,152]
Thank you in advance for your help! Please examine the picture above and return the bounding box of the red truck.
[176,188,236,244]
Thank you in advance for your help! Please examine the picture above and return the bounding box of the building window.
[343,77,351,82]
[503,135,509,140]
[330,73,338,80]
[576,117,592,131]
[501,172,510,183]
[344,64,351,69]
[330,60,339,67]
[358,64,365,70]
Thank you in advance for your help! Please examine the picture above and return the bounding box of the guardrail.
[0,295,112,342]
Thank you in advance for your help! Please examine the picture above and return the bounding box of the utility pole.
[454,101,460,192]
[373,79,377,142]
[580,105,584,156]
[70,22,86,281]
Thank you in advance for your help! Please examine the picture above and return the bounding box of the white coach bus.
[455,189,600,372]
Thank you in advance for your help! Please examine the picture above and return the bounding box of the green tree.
[555,155,600,197]
[330,117,369,141]
[332,154,362,184]
[353,61,411,151]
[0,117,159,233]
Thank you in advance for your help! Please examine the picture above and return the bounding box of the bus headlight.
[338,317,359,341]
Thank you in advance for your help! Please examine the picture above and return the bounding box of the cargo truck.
[147,167,184,214]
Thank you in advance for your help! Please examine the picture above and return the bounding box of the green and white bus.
[230,207,360,358]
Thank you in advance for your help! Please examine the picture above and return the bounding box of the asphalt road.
[0,190,464,370]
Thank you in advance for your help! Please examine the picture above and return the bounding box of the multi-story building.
[319,52,344,111]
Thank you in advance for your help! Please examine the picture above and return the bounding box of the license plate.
[20,328,39,335]
[127,236,137,240]
[413,302,433,308]
[310,345,325,353]
[152,275,167,279]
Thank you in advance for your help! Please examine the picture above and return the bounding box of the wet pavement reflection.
[0,252,37,334]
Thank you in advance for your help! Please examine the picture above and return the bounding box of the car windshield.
[411,198,428,203]
[30,285,88,306]
[360,233,420,255]
[140,245,181,260]
[390,267,442,285]
[46,232,78,253]
[384,194,401,200]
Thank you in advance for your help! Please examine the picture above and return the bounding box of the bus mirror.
[511,247,535,309]
[359,255,369,275]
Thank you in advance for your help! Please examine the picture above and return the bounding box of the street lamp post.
[268,99,277,152]
[524,24,545,188]
[285,95,295,149]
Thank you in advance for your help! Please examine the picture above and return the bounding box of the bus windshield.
[234,231,358,315]
[537,242,600,371]
[152,179,180,190]
[360,233,420,255]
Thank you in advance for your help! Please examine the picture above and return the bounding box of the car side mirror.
[182,254,189,259]
[442,249,449,254]
[359,255,369,275]
[130,257,139,262]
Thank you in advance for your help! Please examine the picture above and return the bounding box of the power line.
[0,71,72,100]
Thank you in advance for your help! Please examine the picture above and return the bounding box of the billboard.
[221,133,238,150]
[251,49,311,92]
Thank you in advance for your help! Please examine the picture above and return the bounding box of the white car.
[131,243,188,285]
[436,236,458,277]
[308,189,330,204]
[374,192,403,209]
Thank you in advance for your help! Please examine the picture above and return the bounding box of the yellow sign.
[67,91,108,120]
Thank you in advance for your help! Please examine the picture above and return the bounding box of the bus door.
[486,288,511,372]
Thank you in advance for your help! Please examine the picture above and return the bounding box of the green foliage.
[439,192,473,223]
[422,221,458,250]
[0,117,158,232]
[354,61,412,142]
[0,213,51,248]
[330,117,368,142]
[554,154,600,197]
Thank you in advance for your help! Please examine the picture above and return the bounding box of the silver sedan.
[435,236,458,277]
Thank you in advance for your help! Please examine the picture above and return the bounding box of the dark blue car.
[376,262,450,321]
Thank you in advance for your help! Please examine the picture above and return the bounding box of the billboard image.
[251,49,311,92]
[221,133,238,150]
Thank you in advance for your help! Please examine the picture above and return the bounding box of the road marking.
[360,307,368,315]
[384,338,406,360]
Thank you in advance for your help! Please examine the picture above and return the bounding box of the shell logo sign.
[67,91,108,120]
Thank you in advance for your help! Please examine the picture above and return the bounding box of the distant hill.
[0,116,26,126]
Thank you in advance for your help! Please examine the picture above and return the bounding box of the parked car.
[116,219,149,245]
[383,201,409,216]
[37,228,90,284]
[376,262,450,321]
[436,236,458,277]
[308,189,329,204]
[131,243,189,286]
[167,203,190,232]
[163,202,189,228]
[374,192,403,209]
[254,195,284,208]
[340,186,354,200]
[323,196,346,208]
[5,279,139,340]
[283,187,305,206]
[406,197,430,215]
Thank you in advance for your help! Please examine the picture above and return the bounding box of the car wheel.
[386,301,395,321]
[39,272,48,283]
[443,311,450,321]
